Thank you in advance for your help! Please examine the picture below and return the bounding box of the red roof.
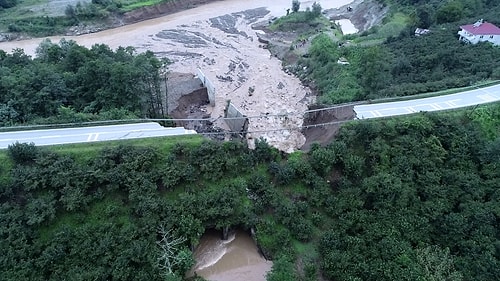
[460,22,500,35]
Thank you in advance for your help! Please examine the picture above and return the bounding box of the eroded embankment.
[323,0,389,32]
[122,0,222,24]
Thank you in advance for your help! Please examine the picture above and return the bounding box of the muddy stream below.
[189,229,272,281]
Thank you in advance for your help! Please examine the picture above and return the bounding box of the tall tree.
[356,46,392,99]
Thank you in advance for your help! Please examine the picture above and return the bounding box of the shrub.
[7,23,20,32]
[7,142,39,165]
[292,0,300,12]
[0,0,17,9]
[311,2,322,17]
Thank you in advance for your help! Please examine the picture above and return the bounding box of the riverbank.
[0,0,224,41]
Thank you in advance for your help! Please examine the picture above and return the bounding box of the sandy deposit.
[0,0,354,152]
[148,7,314,152]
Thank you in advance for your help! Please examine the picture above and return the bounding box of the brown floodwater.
[189,229,272,281]
[0,0,354,56]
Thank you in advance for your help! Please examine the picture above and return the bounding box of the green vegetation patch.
[0,152,13,186]
[287,0,500,105]
[269,11,325,32]
[1,107,500,280]
[351,12,410,44]
[119,0,166,12]
[2,16,76,36]
[0,40,167,126]
[48,134,203,163]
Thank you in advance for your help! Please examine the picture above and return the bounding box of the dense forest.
[0,40,165,126]
[1,103,498,280]
[301,0,500,104]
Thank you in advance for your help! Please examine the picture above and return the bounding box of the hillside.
[268,0,500,105]
[1,1,500,280]
[1,103,499,280]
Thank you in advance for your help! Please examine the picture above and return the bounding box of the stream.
[189,229,272,281]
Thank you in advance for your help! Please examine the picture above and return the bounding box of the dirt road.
[0,0,354,152]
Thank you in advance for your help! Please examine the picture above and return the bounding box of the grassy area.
[0,0,83,32]
[86,194,130,225]
[0,153,13,186]
[269,11,329,32]
[47,134,204,163]
[119,0,166,12]
[0,134,204,168]
[0,0,170,34]
[0,0,81,34]
[38,211,83,243]
[0,134,203,165]
[293,239,317,257]
[346,12,409,44]
[0,0,66,19]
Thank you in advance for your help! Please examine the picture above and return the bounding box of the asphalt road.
[3,83,499,149]
[354,84,500,119]
[0,123,197,149]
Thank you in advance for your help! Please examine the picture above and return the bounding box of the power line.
[5,98,488,137]
[0,103,358,132]
[195,119,353,136]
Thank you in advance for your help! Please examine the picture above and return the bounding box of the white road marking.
[87,133,99,141]
[405,107,417,113]
[430,104,442,110]
[0,124,197,149]
[354,84,500,119]
[445,101,456,107]
[478,94,496,102]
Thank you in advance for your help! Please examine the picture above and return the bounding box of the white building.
[458,19,500,46]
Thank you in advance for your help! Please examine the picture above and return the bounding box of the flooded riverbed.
[189,229,272,281]
[0,0,355,56]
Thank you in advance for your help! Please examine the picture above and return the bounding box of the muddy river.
[189,229,272,281]
[0,0,354,55]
